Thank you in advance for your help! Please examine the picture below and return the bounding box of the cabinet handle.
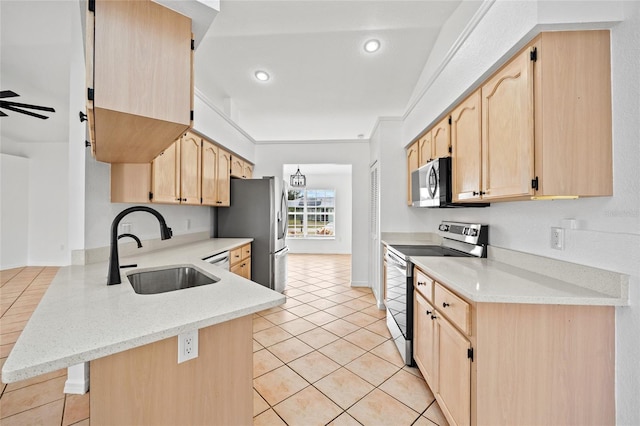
[431,315,437,320]
[216,201,222,204]
[426,310,432,315]
[473,191,479,196]
[175,198,181,201]
[417,281,425,286]
[442,302,450,308]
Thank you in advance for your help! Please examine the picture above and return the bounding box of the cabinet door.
[180,132,202,205]
[243,162,253,179]
[452,91,483,202]
[201,140,218,206]
[230,157,244,178]
[242,258,251,280]
[91,0,192,163]
[151,140,180,204]
[432,117,451,159]
[414,292,437,390]
[217,148,231,206]
[418,132,432,167]
[436,315,471,426]
[481,48,534,200]
[406,142,419,205]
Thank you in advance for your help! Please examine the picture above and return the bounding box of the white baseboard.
[64,363,89,394]
[350,280,370,288]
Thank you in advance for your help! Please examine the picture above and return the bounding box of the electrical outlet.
[551,227,564,250]
[177,329,198,363]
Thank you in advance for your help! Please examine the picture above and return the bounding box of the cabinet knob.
[473,191,479,196]
[442,302,450,308]
[431,315,437,320]
[426,310,432,315]
[417,281,424,286]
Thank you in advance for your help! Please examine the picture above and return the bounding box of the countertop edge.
[1,297,283,384]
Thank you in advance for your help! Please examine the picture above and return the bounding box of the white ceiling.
[0,0,475,145]
[0,1,76,144]
[195,0,467,141]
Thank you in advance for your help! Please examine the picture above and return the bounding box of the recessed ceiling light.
[255,70,270,81]
[364,39,380,53]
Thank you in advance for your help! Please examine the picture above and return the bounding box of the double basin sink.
[127,266,220,295]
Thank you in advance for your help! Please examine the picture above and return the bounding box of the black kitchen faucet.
[107,206,172,285]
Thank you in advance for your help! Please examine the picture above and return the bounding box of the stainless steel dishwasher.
[203,251,230,270]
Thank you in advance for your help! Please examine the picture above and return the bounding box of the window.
[287,188,335,239]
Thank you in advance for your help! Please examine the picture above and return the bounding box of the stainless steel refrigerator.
[216,177,288,293]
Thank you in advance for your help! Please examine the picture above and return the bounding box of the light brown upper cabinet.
[178,133,203,205]
[112,131,231,206]
[202,141,231,207]
[431,116,451,159]
[418,132,433,167]
[87,0,193,163]
[480,30,612,201]
[151,133,202,205]
[151,140,181,204]
[481,45,535,201]
[452,91,483,202]
[242,162,254,179]
[406,141,419,205]
[231,156,254,179]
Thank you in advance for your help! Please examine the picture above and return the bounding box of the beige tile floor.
[253,254,447,426]
[0,256,446,426]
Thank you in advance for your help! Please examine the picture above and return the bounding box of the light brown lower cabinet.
[413,269,614,426]
[90,315,252,425]
[230,243,251,280]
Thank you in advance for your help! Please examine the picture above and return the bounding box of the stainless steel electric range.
[384,221,488,365]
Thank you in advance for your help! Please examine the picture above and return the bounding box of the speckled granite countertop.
[2,238,285,383]
[411,256,628,306]
[381,233,628,307]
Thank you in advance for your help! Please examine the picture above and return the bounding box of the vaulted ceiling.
[0,0,481,145]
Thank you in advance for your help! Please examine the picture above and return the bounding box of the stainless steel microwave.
[411,157,488,208]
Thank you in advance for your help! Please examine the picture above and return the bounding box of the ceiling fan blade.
[0,110,7,117]
[0,90,19,99]
[0,104,51,119]
[0,100,55,113]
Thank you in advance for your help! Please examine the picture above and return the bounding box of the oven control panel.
[439,221,487,246]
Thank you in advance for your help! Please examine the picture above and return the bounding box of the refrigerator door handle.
[275,246,289,258]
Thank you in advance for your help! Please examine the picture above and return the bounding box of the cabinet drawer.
[434,282,470,335]
[242,244,251,260]
[414,269,434,302]
[230,247,243,265]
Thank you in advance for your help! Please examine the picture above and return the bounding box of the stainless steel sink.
[127,266,219,294]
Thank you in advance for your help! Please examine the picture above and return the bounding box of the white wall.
[372,1,640,423]
[0,154,29,269]
[193,90,256,163]
[83,155,213,250]
[284,165,352,254]
[255,141,370,286]
[0,140,71,265]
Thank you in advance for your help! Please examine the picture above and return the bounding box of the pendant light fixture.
[290,166,306,187]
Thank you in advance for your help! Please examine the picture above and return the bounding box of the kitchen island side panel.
[90,315,252,426]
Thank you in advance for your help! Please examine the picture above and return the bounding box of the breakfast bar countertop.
[2,238,285,383]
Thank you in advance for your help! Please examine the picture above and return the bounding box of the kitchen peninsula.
[1,238,285,425]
